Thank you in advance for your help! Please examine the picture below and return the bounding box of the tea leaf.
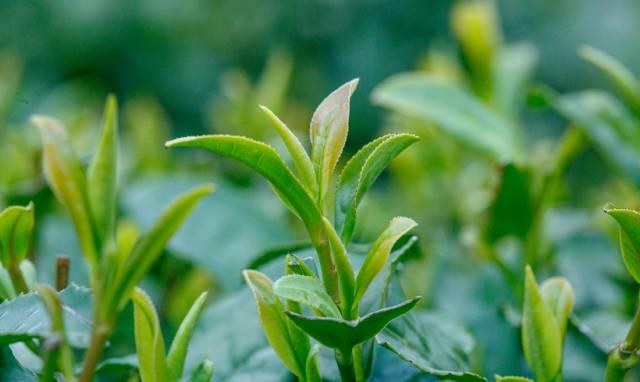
[88,95,119,245]
[522,266,562,382]
[322,218,355,314]
[0,284,92,348]
[335,133,419,243]
[604,205,640,283]
[285,297,419,350]
[494,43,538,118]
[372,74,521,161]
[0,203,34,265]
[539,277,574,337]
[284,254,317,278]
[580,45,640,111]
[167,291,208,382]
[273,275,341,318]
[495,376,534,382]
[305,344,322,382]
[310,79,359,201]
[112,184,212,311]
[243,270,304,377]
[0,265,15,300]
[132,288,168,382]
[552,91,640,184]
[166,136,321,228]
[34,116,99,268]
[189,359,213,382]
[354,217,417,304]
[260,105,317,196]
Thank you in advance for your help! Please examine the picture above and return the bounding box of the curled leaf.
[604,205,640,283]
[0,203,34,266]
[273,275,341,318]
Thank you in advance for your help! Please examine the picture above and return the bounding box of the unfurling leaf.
[167,291,208,382]
[305,344,322,382]
[260,105,317,196]
[521,266,562,382]
[0,203,34,266]
[604,205,640,283]
[243,270,305,378]
[286,297,420,351]
[354,217,417,304]
[88,95,119,246]
[34,116,99,267]
[539,277,574,338]
[133,288,167,382]
[335,133,419,243]
[111,185,212,312]
[274,275,341,318]
[310,79,359,201]
[189,359,214,382]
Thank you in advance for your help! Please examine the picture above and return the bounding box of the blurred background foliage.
[3,0,640,381]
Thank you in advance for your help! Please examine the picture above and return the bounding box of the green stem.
[8,263,28,294]
[310,228,339,305]
[78,321,112,382]
[336,348,356,382]
[352,345,365,382]
[604,304,640,382]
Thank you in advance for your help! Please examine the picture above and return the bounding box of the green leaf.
[310,79,359,201]
[33,116,99,269]
[165,136,321,229]
[580,45,640,111]
[484,163,535,243]
[0,265,15,299]
[604,205,640,283]
[377,311,488,382]
[335,133,419,243]
[284,254,317,278]
[243,270,304,378]
[260,105,317,196]
[285,297,419,350]
[132,288,167,382]
[305,345,321,382]
[88,94,119,245]
[539,277,574,337]
[273,274,341,318]
[0,203,34,266]
[552,91,640,184]
[321,218,355,315]
[166,291,208,382]
[354,217,417,304]
[495,376,534,382]
[0,284,92,348]
[522,266,562,382]
[493,43,538,118]
[35,284,74,381]
[111,184,212,312]
[189,359,213,382]
[372,74,521,161]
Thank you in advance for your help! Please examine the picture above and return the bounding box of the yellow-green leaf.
[354,217,417,304]
[310,79,359,201]
[521,266,562,382]
[243,270,304,378]
[167,291,208,382]
[0,202,34,266]
[539,277,574,338]
[34,116,99,268]
[322,218,355,316]
[605,205,640,283]
[88,95,119,246]
[133,288,167,382]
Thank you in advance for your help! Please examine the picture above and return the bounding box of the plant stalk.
[336,348,356,382]
[604,304,640,382]
[78,321,112,382]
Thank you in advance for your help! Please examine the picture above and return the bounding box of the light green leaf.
[354,217,417,304]
[166,291,208,382]
[133,288,167,382]
[0,203,34,266]
[111,185,212,312]
[553,91,640,184]
[335,133,419,243]
[284,254,317,278]
[539,277,574,337]
[243,270,304,378]
[273,275,341,318]
[522,266,562,382]
[285,297,419,350]
[165,135,321,229]
[189,359,213,382]
[305,345,321,382]
[0,265,15,300]
[580,45,640,111]
[260,105,317,196]
[494,43,538,118]
[495,376,534,382]
[372,74,522,161]
[88,94,119,245]
[310,79,359,201]
[19,260,36,291]
[604,205,640,283]
[33,116,98,268]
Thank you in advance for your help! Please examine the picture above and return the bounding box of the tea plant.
[30,95,212,381]
[167,80,428,381]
